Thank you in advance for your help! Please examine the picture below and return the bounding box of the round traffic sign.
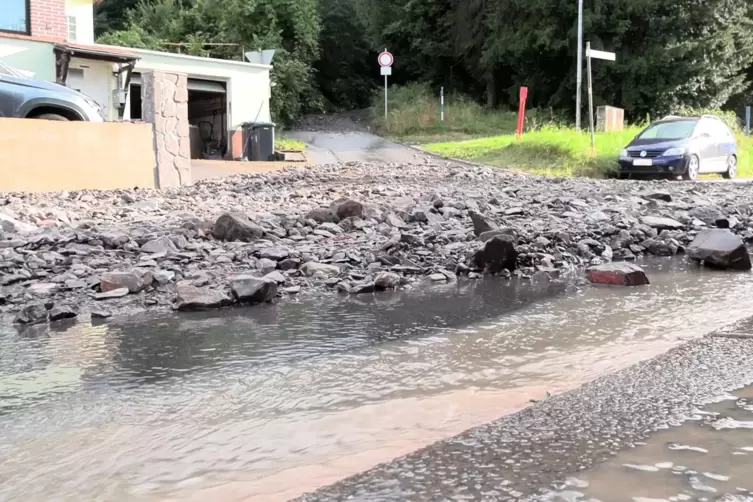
[378,51,394,67]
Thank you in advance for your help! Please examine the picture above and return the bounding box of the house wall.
[0,37,55,81]
[116,47,272,126]
[0,118,157,192]
[69,57,115,119]
[64,0,95,44]
[29,0,67,40]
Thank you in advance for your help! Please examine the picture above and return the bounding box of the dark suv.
[617,115,737,181]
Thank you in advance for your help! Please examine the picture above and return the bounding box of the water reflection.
[0,258,752,501]
[542,385,753,502]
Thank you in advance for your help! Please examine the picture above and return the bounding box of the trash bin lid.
[242,121,276,129]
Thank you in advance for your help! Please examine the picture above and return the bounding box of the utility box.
[242,121,276,161]
[596,106,624,132]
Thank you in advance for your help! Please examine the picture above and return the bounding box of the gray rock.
[469,210,494,236]
[586,262,650,286]
[0,212,36,234]
[263,270,286,284]
[49,305,78,322]
[213,212,264,242]
[28,282,60,296]
[374,272,401,290]
[386,213,406,228]
[14,303,49,325]
[318,222,344,235]
[641,216,683,230]
[331,198,364,219]
[645,191,672,203]
[154,270,176,285]
[283,286,301,294]
[90,308,112,319]
[429,273,448,282]
[473,235,518,273]
[100,271,146,294]
[306,208,338,224]
[301,262,340,278]
[478,228,516,243]
[141,236,177,254]
[259,247,290,260]
[175,285,233,311]
[349,282,376,295]
[689,206,725,226]
[230,275,278,304]
[687,229,751,270]
[95,287,130,300]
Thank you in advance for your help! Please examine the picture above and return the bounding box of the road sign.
[378,51,394,67]
[380,66,392,76]
[585,48,616,61]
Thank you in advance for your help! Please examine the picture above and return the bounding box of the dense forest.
[95,0,753,124]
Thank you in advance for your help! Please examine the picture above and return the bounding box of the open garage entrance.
[128,74,228,159]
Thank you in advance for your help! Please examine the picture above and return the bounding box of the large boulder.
[586,262,650,286]
[686,229,752,270]
[100,271,148,294]
[230,275,278,304]
[689,206,726,226]
[469,210,495,237]
[175,285,233,311]
[330,198,364,219]
[374,272,401,290]
[213,212,264,242]
[473,235,518,273]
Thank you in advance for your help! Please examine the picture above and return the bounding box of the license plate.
[633,158,653,166]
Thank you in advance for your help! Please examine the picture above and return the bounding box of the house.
[0,0,273,159]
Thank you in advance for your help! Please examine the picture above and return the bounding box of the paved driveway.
[285,130,421,165]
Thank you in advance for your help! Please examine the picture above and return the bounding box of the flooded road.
[1,259,753,501]
[541,384,753,502]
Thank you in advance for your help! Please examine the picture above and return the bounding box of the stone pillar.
[141,71,192,188]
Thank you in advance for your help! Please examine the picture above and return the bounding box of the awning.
[53,42,139,64]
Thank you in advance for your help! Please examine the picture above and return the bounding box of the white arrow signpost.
[585,42,616,150]
[379,49,393,121]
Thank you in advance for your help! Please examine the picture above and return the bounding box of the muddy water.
[1,259,753,501]
[541,385,753,502]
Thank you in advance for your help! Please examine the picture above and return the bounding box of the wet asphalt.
[296,318,753,501]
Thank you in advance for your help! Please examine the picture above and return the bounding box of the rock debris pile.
[1,161,752,325]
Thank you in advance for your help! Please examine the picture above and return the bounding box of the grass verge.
[275,138,306,152]
[423,127,753,178]
[373,83,753,178]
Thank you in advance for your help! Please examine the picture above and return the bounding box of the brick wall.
[29,0,67,40]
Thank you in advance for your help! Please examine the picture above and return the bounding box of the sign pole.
[384,73,388,121]
[576,0,584,131]
[746,106,751,136]
[586,41,595,150]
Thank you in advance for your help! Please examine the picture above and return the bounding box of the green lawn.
[275,138,306,152]
[422,126,753,179]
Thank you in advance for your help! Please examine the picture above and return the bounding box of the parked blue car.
[617,115,737,181]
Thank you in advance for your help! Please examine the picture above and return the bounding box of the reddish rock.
[586,262,650,286]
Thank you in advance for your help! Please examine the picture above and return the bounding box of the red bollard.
[516,86,528,140]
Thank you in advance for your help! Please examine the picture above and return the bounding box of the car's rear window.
[638,120,697,140]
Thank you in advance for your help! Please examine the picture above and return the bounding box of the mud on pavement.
[296,318,753,501]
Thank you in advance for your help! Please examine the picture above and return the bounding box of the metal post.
[384,75,388,122]
[440,87,445,121]
[746,106,751,136]
[586,41,595,149]
[575,0,584,131]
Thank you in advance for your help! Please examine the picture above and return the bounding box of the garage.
[128,73,229,159]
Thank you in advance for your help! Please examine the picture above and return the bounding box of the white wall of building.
[0,37,55,81]
[68,57,116,120]
[112,47,273,128]
[65,0,95,44]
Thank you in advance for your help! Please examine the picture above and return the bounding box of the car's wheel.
[683,154,700,181]
[723,155,737,179]
[31,113,69,121]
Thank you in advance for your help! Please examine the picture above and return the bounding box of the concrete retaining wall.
[0,118,157,193]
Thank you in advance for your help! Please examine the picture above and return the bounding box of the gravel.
[1,161,752,324]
